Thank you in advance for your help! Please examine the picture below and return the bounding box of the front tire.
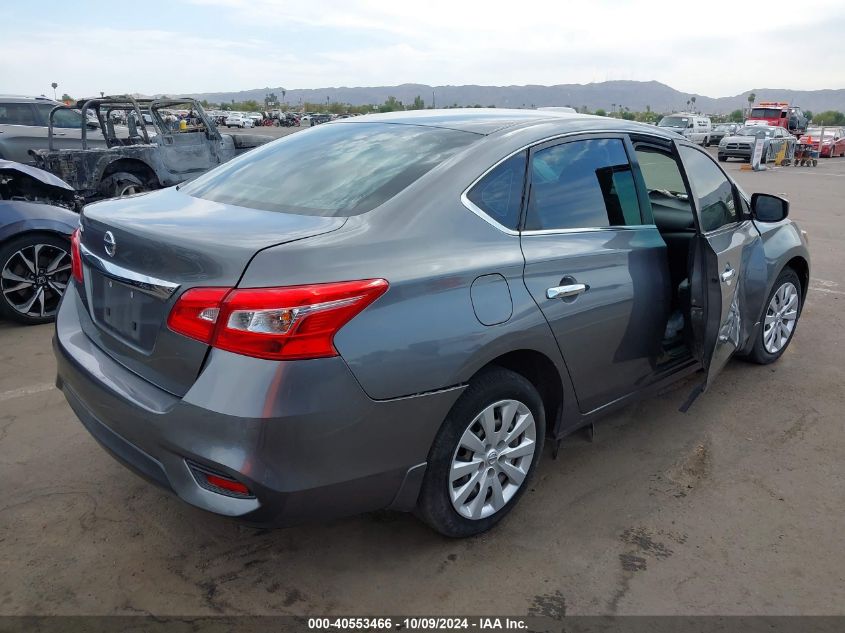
[0,233,71,325]
[416,367,545,538]
[746,268,802,364]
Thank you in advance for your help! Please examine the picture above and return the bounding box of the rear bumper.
[54,285,463,526]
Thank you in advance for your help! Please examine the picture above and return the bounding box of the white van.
[657,113,713,146]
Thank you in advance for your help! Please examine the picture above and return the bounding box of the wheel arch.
[100,158,159,188]
[784,255,809,309]
[0,221,74,250]
[472,349,564,438]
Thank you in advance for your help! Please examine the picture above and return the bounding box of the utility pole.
[432,88,436,109]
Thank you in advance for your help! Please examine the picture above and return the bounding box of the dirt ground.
[1,148,844,618]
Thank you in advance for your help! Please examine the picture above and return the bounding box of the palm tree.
[690,96,697,112]
[747,92,756,115]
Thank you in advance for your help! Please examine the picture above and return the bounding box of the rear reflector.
[70,228,83,283]
[204,473,251,496]
[187,460,253,498]
[167,279,388,361]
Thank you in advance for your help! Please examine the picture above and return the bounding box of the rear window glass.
[182,122,479,216]
[466,152,526,230]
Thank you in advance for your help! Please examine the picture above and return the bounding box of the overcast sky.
[3,0,844,100]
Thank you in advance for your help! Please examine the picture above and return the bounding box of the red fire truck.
[746,101,809,136]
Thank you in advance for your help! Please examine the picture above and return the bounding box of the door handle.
[720,266,735,283]
[547,284,588,300]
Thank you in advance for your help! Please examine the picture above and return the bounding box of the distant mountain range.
[184,80,845,114]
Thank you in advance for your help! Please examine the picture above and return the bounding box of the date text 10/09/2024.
[307,617,529,630]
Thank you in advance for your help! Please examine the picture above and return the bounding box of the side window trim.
[675,142,746,234]
[523,133,647,234]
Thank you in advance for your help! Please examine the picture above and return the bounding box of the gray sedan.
[55,110,809,537]
[718,125,796,162]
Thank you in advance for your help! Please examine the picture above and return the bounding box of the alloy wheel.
[448,399,536,520]
[117,183,142,197]
[1,242,71,319]
[763,281,798,354]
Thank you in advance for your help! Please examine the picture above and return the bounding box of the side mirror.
[86,121,100,130]
[751,193,789,222]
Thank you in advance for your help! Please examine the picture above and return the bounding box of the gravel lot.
[1,142,844,618]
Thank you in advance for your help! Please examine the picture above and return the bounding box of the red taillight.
[166,287,230,343]
[167,279,388,361]
[70,228,83,283]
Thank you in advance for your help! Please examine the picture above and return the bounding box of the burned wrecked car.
[29,96,271,201]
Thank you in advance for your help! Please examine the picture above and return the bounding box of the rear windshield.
[182,122,480,216]
[750,108,785,119]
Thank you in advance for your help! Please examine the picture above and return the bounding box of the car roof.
[335,108,679,139]
[0,95,60,104]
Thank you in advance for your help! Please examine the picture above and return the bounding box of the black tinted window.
[183,122,479,216]
[0,103,37,126]
[679,145,738,232]
[466,152,526,230]
[525,138,642,230]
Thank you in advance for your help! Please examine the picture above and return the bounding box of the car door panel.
[520,135,671,413]
[677,143,767,388]
[522,228,670,412]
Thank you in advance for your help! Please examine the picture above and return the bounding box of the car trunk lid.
[77,187,346,396]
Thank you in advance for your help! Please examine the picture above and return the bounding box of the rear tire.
[416,367,545,538]
[745,268,802,365]
[99,171,146,199]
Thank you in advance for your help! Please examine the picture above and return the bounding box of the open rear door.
[676,143,761,397]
